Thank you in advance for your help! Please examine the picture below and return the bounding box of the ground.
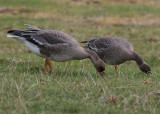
[0,0,160,113]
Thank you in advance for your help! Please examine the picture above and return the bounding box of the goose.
[7,24,106,77]
[81,37,151,74]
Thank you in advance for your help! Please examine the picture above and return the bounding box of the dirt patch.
[71,0,101,5]
[108,0,160,5]
[85,16,160,27]
[70,0,160,6]
[0,7,34,14]
[106,95,119,103]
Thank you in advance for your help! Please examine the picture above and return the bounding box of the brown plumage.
[82,37,151,74]
[7,24,106,77]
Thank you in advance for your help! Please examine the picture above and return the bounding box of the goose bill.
[100,71,105,78]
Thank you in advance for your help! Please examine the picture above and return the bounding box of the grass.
[0,0,160,113]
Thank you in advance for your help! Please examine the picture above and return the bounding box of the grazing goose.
[7,24,105,77]
[81,37,151,74]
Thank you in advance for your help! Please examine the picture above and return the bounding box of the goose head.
[139,62,151,74]
[95,59,106,77]
[84,49,106,77]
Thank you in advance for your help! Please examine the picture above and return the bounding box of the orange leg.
[44,59,48,73]
[44,59,55,73]
[115,65,118,72]
[47,60,55,73]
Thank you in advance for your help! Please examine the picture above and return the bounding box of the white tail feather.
[7,34,19,38]
[7,34,26,42]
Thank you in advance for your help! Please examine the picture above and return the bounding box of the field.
[0,0,160,113]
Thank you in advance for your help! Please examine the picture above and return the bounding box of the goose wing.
[113,37,134,51]
[82,37,134,52]
[81,38,113,52]
[7,30,70,46]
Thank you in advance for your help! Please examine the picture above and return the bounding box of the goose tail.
[7,30,26,42]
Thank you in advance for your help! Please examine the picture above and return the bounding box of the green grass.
[0,0,160,113]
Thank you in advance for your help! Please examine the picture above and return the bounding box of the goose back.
[83,37,134,65]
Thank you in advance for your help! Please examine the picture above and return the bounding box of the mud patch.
[71,0,160,6]
[85,17,160,27]
[0,7,34,14]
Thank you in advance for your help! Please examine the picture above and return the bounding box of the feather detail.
[24,24,41,30]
